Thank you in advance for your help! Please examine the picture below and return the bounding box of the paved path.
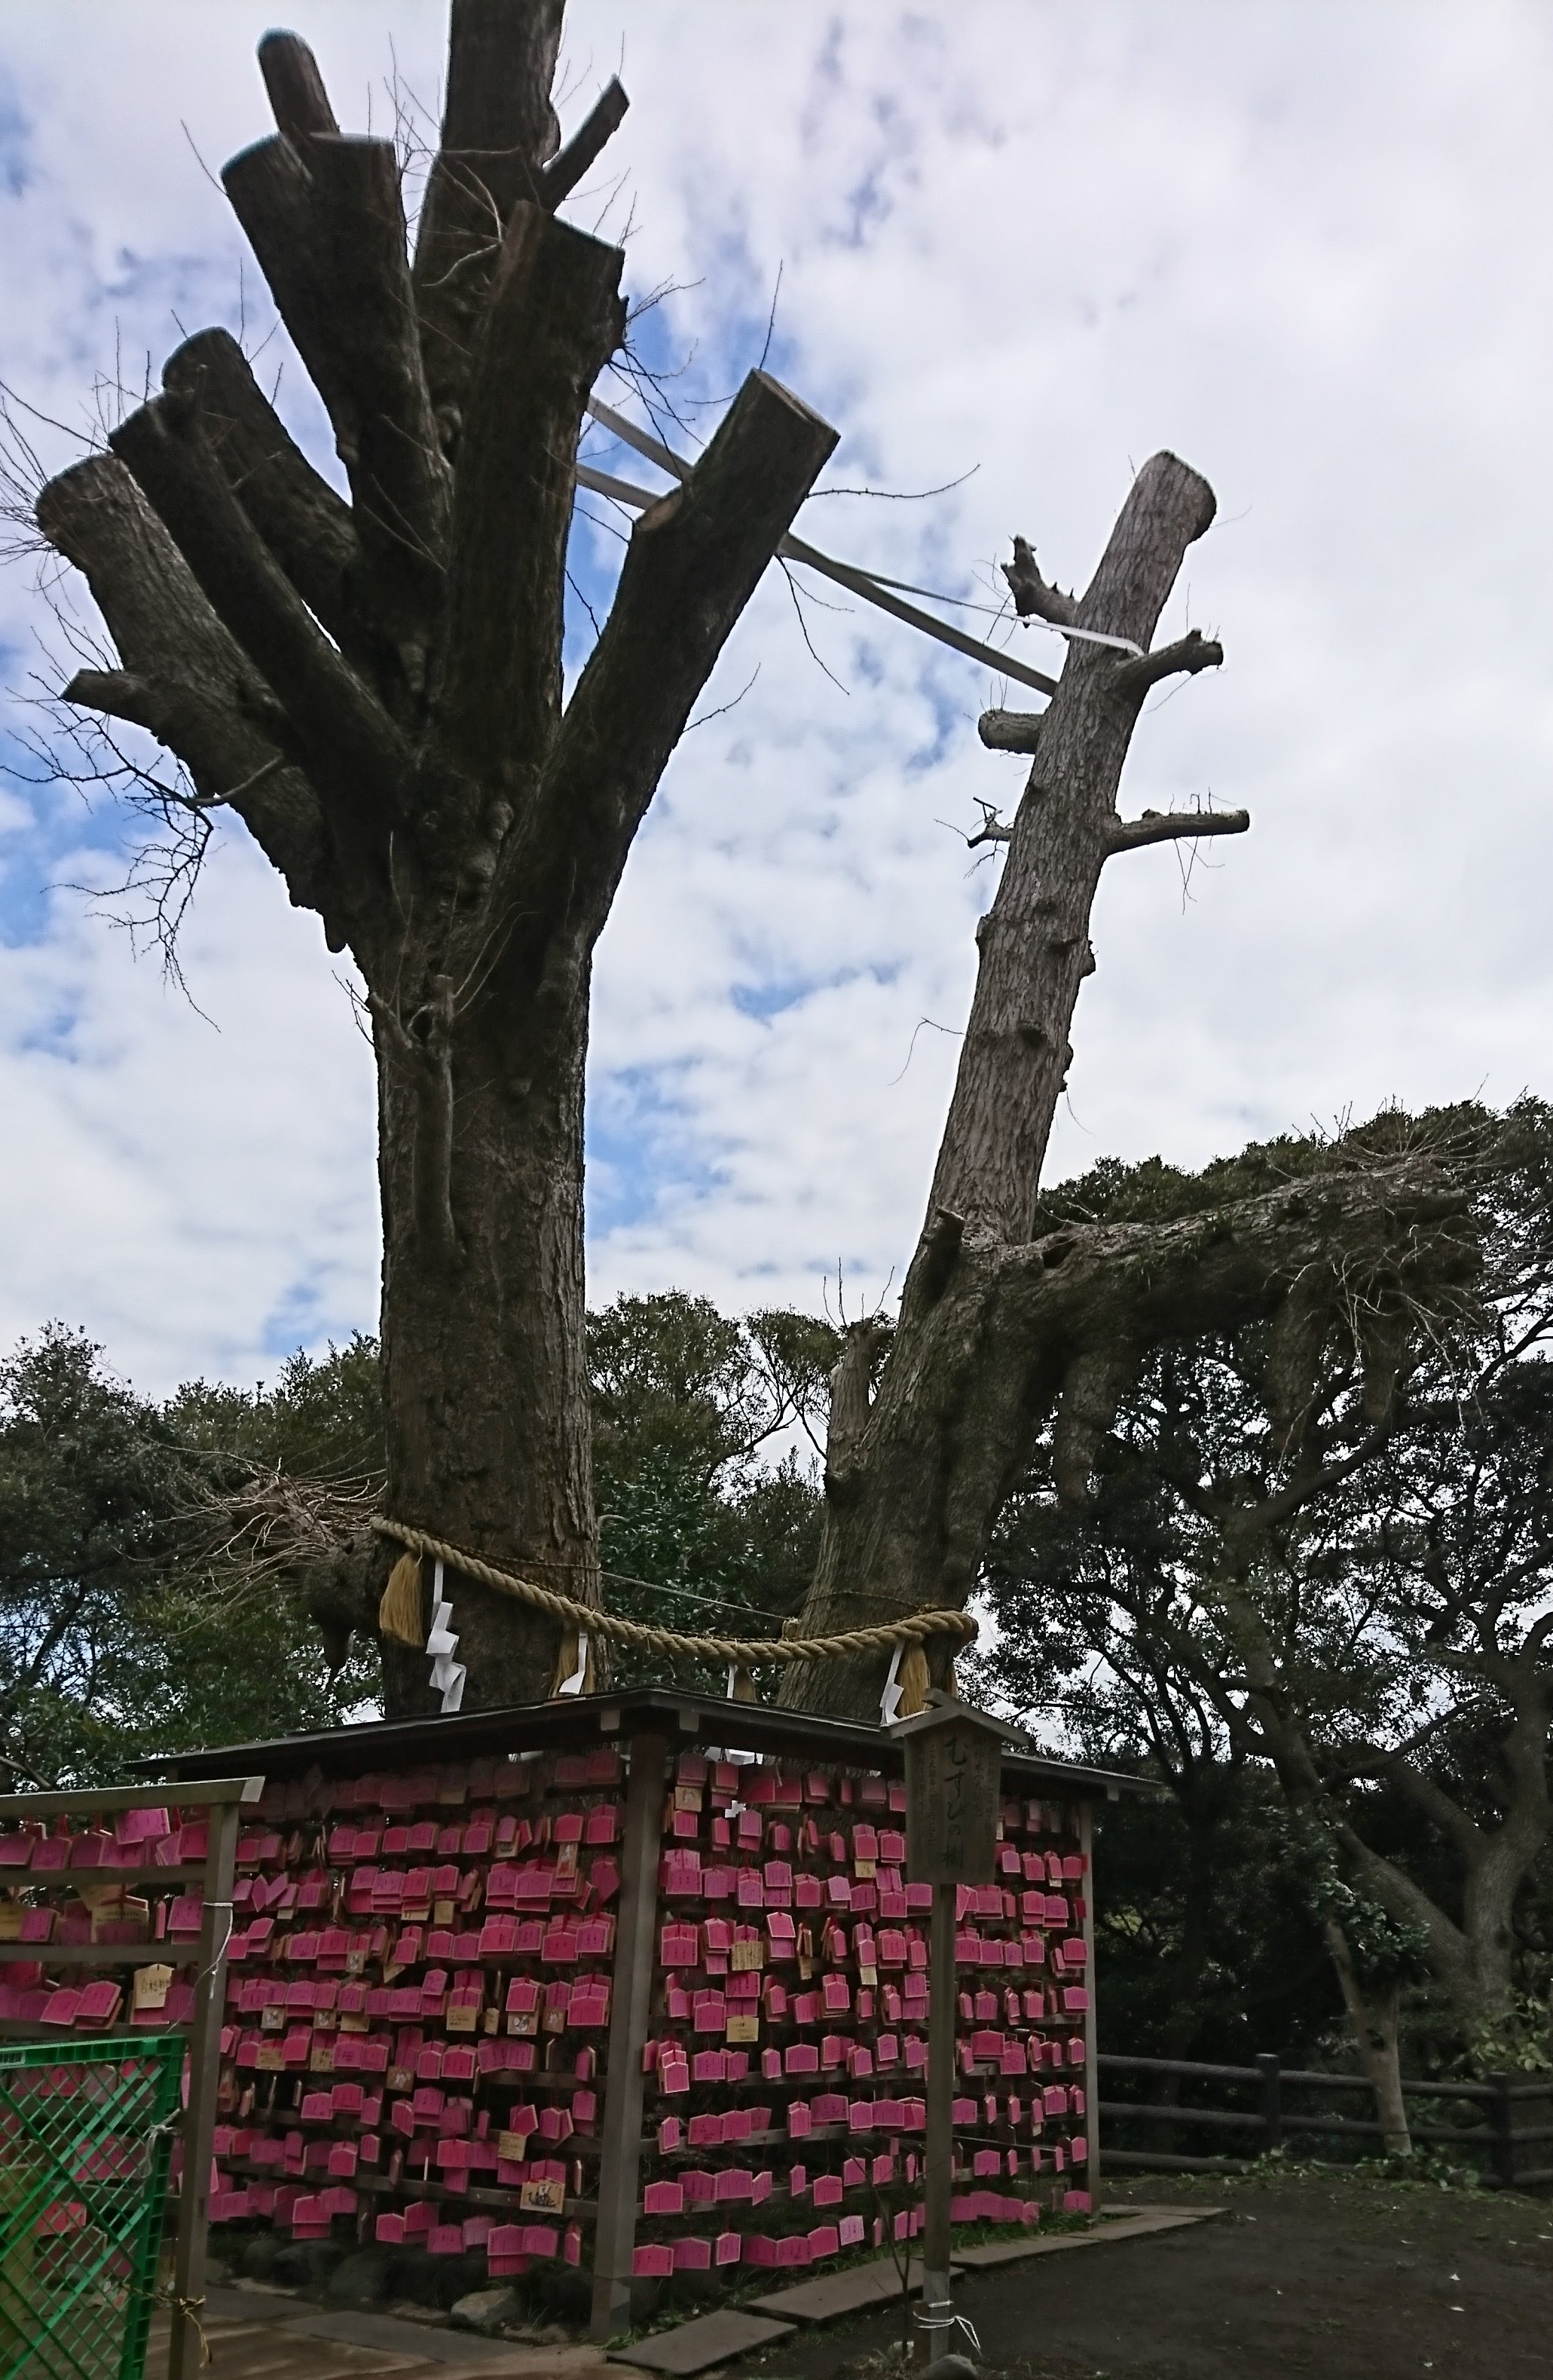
[146,2286,619,2380]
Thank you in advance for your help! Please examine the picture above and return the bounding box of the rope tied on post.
[371,1518,975,1696]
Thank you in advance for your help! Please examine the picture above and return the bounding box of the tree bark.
[375,984,595,1712]
[784,455,1238,1713]
[787,1145,1467,1721]
[1322,1919,1413,2156]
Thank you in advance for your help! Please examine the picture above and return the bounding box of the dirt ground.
[731,2172,1553,2380]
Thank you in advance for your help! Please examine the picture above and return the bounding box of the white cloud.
[1,2,1551,1389]
[0,832,376,1389]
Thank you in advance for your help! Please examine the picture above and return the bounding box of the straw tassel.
[726,1665,759,1702]
[896,1639,931,1718]
[378,1552,425,1649]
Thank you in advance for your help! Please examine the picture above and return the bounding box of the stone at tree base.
[451,2285,526,2333]
[390,2245,443,2306]
[528,2265,592,2326]
[326,2247,396,2305]
[272,2240,347,2290]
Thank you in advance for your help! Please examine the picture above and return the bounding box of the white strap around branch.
[1020,616,1144,656]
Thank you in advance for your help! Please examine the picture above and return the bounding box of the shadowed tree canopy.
[29,0,1480,1724]
[980,1106,1553,2129]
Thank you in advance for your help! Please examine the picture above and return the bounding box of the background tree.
[0,1292,833,1778]
[588,1293,833,1672]
[977,1580,1345,2083]
[981,1108,1553,2109]
[0,1329,374,1784]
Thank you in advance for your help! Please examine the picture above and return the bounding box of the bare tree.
[782,515,1465,1719]
[29,3,836,1710]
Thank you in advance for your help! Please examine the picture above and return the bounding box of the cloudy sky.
[0,0,1549,1397]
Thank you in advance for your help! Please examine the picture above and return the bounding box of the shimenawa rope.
[371,1518,975,1669]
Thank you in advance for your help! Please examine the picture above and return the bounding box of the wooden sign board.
[900,1711,1003,1886]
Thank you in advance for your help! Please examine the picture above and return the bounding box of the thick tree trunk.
[1323,1920,1413,2157]
[376,977,597,1711]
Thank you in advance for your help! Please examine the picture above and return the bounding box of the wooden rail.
[1096,2051,1553,2189]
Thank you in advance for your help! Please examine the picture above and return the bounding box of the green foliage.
[588,1292,832,1687]
[984,1099,1553,2069]
[0,1327,374,1785]
[1275,1809,1432,1990]
[166,1335,385,1481]
[0,1294,834,1779]
[1455,1995,1553,2079]
[1349,2147,1484,2191]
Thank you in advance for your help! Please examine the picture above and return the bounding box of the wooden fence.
[1097,2051,1553,2190]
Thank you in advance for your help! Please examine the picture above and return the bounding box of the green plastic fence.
[0,2036,183,2380]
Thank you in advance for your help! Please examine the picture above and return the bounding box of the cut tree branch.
[36,454,337,925]
[295,136,451,653]
[500,369,838,976]
[222,129,450,656]
[1108,627,1224,702]
[413,0,567,440]
[826,1317,891,1490]
[437,0,564,170]
[965,800,1012,849]
[222,134,359,466]
[1108,806,1249,853]
[1004,533,1076,626]
[161,329,359,653]
[109,394,411,837]
[540,78,629,210]
[435,206,625,795]
[256,29,340,141]
[978,708,1043,754]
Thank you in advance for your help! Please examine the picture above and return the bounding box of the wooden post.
[1489,2073,1517,2189]
[919,1876,958,2366]
[893,1686,1029,2367]
[1078,1799,1099,2212]
[590,1731,667,2342]
[169,1789,250,2380]
[1256,2054,1283,2155]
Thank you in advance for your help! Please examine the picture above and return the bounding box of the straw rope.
[371,1518,976,1666]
